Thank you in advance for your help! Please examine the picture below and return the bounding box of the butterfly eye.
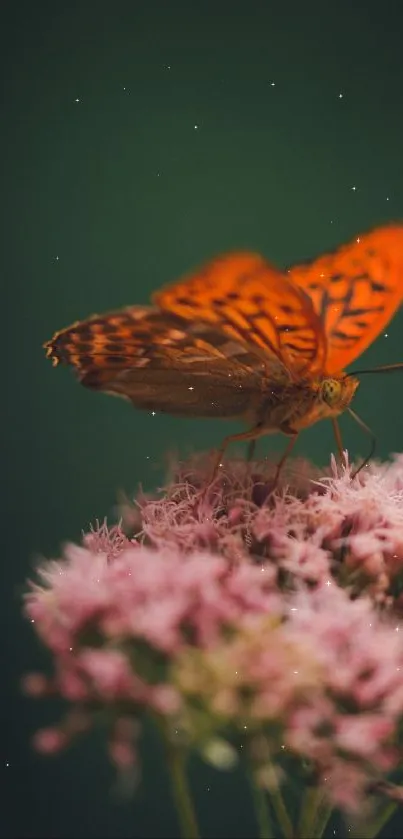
[320,378,342,407]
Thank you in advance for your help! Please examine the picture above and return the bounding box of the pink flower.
[32,727,68,754]
[21,672,50,697]
[335,715,394,762]
[25,545,278,658]
[82,520,134,560]
[77,649,142,701]
[23,451,403,817]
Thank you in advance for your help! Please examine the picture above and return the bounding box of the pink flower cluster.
[23,453,403,814]
[137,452,403,600]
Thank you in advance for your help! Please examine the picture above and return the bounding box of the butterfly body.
[44,224,403,463]
[250,373,360,436]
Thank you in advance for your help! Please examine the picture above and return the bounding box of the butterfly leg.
[247,438,258,462]
[331,418,344,462]
[212,424,266,479]
[212,426,298,489]
[272,433,299,487]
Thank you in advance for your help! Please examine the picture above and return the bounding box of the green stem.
[167,744,200,839]
[247,766,274,839]
[366,802,397,839]
[155,716,200,839]
[297,787,320,838]
[264,762,294,839]
[298,788,333,838]
[312,799,333,839]
[348,801,397,839]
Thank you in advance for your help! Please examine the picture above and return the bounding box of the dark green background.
[2,1,403,836]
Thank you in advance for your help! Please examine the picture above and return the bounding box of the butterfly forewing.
[154,252,327,377]
[288,225,403,373]
[44,307,288,419]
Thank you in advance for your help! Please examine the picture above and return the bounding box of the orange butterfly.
[44,225,403,478]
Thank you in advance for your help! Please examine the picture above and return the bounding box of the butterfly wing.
[288,224,403,374]
[44,307,289,419]
[154,252,327,377]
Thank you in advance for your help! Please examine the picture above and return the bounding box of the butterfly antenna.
[349,362,403,376]
[346,407,377,478]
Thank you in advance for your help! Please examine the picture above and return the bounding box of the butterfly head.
[318,373,359,415]
[286,373,360,433]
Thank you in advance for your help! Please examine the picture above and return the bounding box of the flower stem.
[167,745,200,839]
[247,766,274,839]
[298,787,319,838]
[348,801,397,839]
[312,798,333,838]
[366,802,397,839]
[264,762,294,839]
[167,748,200,839]
[298,787,333,838]
[155,716,200,839]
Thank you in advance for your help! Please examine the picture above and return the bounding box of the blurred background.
[2,1,403,835]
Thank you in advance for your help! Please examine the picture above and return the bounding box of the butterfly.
[44,224,403,478]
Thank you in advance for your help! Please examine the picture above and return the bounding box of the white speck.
[6,762,9,767]
[165,65,171,70]
[188,386,194,390]
[351,185,357,191]
[156,172,161,177]
[270,81,275,86]
[151,411,156,416]
[338,92,343,99]
[384,333,388,338]
[194,124,199,130]
[356,237,360,243]
[206,786,210,791]
[74,98,80,103]
[386,196,390,201]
